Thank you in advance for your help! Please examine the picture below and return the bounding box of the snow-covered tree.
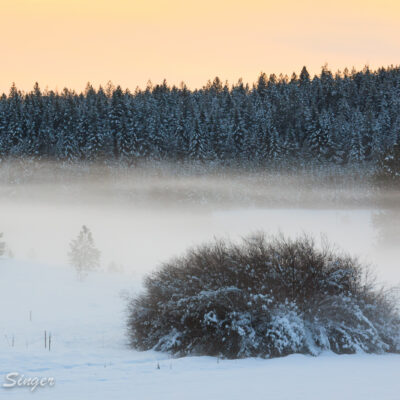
[376,142,400,187]
[68,225,100,279]
[0,65,399,170]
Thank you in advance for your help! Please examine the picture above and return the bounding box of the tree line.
[0,65,399,167]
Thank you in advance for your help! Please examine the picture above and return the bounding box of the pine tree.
[0,66,399,168]
[306,108,330,162]
[299,66,310,85]
[109,86,126,160]
[85,106,104,161]
[348,131,365,163]
[68,225,101,280]
[189,119,206,161]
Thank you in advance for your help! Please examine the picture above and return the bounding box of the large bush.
[127,234,400,358]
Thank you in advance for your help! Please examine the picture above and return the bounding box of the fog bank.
[0,162,399,285]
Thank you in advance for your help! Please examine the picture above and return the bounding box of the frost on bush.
[127,234,400,358]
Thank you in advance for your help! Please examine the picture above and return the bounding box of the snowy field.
[1,204,400,399]
[1,259,400,400]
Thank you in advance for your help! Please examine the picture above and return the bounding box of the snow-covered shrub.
[127,233,400,358]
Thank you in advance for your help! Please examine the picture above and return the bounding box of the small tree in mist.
[127,233,400,359]
[68,225,100,279]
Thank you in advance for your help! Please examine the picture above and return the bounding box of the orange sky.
[1,0,399,93]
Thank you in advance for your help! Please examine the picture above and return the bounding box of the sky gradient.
[1,0,399,93]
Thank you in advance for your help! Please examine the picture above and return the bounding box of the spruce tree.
[68,226,101,280]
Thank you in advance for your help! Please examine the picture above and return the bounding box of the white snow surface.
[1,259,399,400]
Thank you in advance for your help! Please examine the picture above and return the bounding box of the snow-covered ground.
[1,203,400,399]
[1,259,400,400]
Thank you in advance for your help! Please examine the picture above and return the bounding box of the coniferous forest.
[1,66,399,168]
